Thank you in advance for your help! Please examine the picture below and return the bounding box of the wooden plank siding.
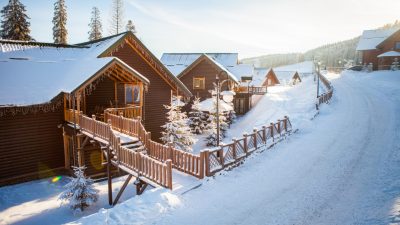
[85,76,117,117]
[111,44,172,142]
[179,58,232,101]
[0,109,65,186]
[263,69,280,86]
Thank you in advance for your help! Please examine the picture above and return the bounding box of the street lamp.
[316,61,321,110]
[215,71,235,146]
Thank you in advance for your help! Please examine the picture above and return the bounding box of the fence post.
[232,139,237,160]
[277,120,281,135]
[116,137,121,165]
[167,142,173,161]
[91,114,96,137]
[199,150,206,179]
[253,128,258,149]
[284,116,288,133]
[204,149,210,177]
[262,126,267,144]
[166,159,173,189]
[270,123,274,142]
[119,112,123,132]
[218,147,224,167]
[243,133,248,155]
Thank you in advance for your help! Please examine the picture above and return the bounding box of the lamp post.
[316,61,321,110]
[215,71,235,146]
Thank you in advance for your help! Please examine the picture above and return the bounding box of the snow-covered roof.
[250,67,271,86]
[356,28,399,51]
[274,71,298,83]
[0,33,154,106]
[203,55,238,82]
[160,53,241,82]
[198,98,233,112]
[226,64,254,80]
[377,50,400,58]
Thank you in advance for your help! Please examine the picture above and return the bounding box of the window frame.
[193,77,205,90]
[125,84,141,105]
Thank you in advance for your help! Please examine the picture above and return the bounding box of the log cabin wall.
[362,50,380,70]
[0,108,65,186]
[85,76,116,117]
[264,70,280,86]
[179,59,230,101]
[111,44,172,142]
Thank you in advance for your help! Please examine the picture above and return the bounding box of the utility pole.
[216,74,220,146]
[316,62,321,110]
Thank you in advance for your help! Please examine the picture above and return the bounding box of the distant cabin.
[252,68,280,87]
[0,32,191,186]
[356,28,400,70]
[274,71,302,85]
[161,53,240,100]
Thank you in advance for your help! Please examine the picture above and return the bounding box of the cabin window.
[193,77,205,89]
[396,42,400,49]
[125,84,140,105]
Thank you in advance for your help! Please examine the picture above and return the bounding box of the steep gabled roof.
[175,54,239,83]
[77,32,192,97]
[356,28,399,51]
[274,70,300,84]
[251,67,279,86]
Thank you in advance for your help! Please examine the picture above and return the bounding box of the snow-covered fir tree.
[59,166,98,213]
[109,0,124,35]
[0,0,32,41]
[126,19,136,33]
[52,0,67,44]
[161,96,195,152]
[205,98,229,147]
[188,97,206,134]
[225,110,236,127]
[88,7,102,41]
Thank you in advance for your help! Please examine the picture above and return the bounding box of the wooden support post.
[262,126,267,143]
[199,151,206,179]
[204,150,210,177]
[135,179,148,195]
[119,112,123,132]
[62,128,70,169]
[167,142,173,161]
[92,114,96,138]
[284,116,288,132]
[277,120,281,135]
[218,147,224,166]
[232,139,237,160]
[253,129,258,149]
[166,159,173,189]
[270,123,275,142]
[113,174,133,206]
[76,134,84,167]
[243,134,248,155]
[107,146,113,205]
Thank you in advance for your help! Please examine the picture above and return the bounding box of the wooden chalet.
[161,53,240,100]
[0,32,191,186]
[252,68,280,87]
[274,70,302,85]
[356,27,400,70]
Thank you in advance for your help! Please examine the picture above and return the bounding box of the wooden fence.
[204,116,292,176]
[104,106,142,119]
[103,111,205,179]
[317,71,334,106]
[65,110,173,189]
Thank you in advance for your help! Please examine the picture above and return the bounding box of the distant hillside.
[242,20,400,68]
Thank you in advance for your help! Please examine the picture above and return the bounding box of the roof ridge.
[0,39,88,49]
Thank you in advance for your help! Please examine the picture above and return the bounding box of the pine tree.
[109,0,124,35]
[125,19,136,33]
[59,166,98,213]
[161,96,196,152]
[0,0,33,41]
[52,0,67,44]
[88,7,102,41]
[205,98,229,147]
[188,97,206,134]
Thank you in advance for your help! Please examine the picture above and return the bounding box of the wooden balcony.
[235,86,267,95]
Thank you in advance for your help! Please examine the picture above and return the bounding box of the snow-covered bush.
[161,96,195,152]
[225,110,236,127]
[188,97,206,134]
[59,166,98,213]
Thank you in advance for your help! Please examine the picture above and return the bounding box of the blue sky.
[0,0,399,58]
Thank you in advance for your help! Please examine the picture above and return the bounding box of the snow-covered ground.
[2,69,400,225]
[72,70,400,224]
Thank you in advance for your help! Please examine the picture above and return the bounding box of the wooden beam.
[112,174,133,206]
[107,146,113,205]
[136,179,148,195]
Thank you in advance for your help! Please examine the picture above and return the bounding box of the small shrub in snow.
[161,96,196,152]
[59,166,98,213]
[205,99,229,147]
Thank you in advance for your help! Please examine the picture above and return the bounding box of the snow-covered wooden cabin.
[0,32,191,186]
[160,53,240,100]
[356,27,400,70]
[274,71,302,85]
[252,68,280,87]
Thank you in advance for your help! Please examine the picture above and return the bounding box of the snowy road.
[149,71,400,225]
